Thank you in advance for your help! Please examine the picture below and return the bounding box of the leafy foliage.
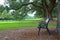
[0,0,57,20]
[0,5,5,13]
[2,10,13,18]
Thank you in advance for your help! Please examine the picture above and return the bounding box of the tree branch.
[41,0,47,11]
[48,0,56,12]
[32,3,43,9]
[18,2,33,9]
[14,2,43,10]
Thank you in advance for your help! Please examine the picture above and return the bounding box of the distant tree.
[0,5,5,12]
[0,5,5,16]
[1,10,13,18]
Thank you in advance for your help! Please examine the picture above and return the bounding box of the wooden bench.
[37,18,51,35]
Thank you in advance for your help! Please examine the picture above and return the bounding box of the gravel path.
[0,27,60,40]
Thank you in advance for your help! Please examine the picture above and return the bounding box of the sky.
[28,11,36,17]
[0,0,5,5]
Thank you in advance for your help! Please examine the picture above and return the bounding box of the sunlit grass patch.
[0,20,56,30]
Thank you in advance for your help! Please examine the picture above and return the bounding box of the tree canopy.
[0,0,57,20]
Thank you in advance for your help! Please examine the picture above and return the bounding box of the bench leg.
[38,28,41,35]
[46,27,51,35]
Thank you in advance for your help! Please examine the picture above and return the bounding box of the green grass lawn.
[0,20,56,30]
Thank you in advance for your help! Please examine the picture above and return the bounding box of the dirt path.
[0,27,60,40]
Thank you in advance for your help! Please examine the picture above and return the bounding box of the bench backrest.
[45,18,50,23]
[45,18,50,27]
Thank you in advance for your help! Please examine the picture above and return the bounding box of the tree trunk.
[45,9,53,20]
[42,0,53,20]
[32,0,56,20]
[43,8,53,20]
[56,0,60,35]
